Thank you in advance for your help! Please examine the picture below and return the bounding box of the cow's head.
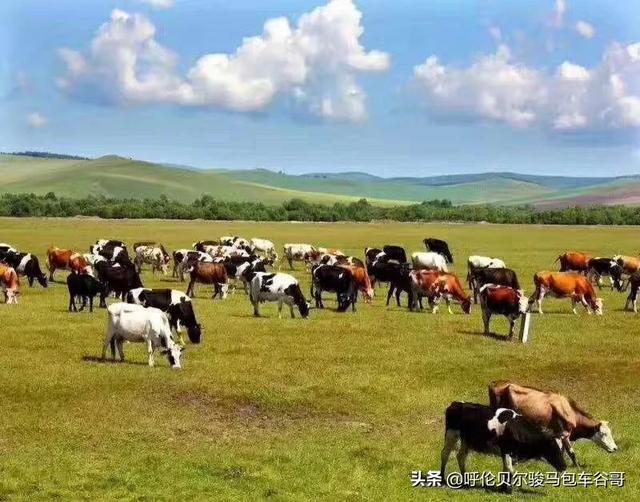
[161,343,183,369]
[461,297,472,314]
[591,421,618,452]
[5,289,18,304]
[298,301,311,318]
[517,290,528,313]
[593,297,604,315]
[364,287,374,302]
[37,274,49,288]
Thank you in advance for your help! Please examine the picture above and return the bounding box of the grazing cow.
[469,267,520,304]
[489,381,618,467]
[250,238,277,260]
[479,284,528,339]
[94,261,143,301]
[102,303,183,368]
[529,271,603,315]
[424,238,454,264]
[624,271,640,313]
[556,251,591,273]
[127,288,202,344]
[614,254,640,275]
[134,244,170,275]
[368,261,413,306]
[283,243,316,269]
[338,263,374,302]
[440,402,566,492]
[0,263,19,304]
[249,272,310,318]
[46,247,92,280]
[382,245,407,263]
[186,262,229,299]
[410,270,472,314]
[311,264,358,312]
[2,250,48,287]
[67,272,107,312]
[411,251,448,272]
[587,258,624,291]
[173,249,213,281]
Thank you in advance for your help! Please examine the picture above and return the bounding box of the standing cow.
[556,251,591,274]
[283,243,316,269]
[134,244,170,275]
[311,264,358,312]
[249,272,310,318]
[479,284,528,339]
[46,247,92,281]
[186,262,229,299]
[424,238,454,264]
[529,271,603,315]
[411,252,448,272]
[2,250,48,287]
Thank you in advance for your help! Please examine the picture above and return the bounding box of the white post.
[519,312,531,343]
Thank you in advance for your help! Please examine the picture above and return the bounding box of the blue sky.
[1,0,639,176]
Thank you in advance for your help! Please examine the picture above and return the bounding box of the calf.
[440,402,566,492]
[424,238,453,264]
[2,250,48,287]
[624,271,640,313]
[311,264,358,312]
[0,263,19,304]
[250,272,310,318]
[186,262,229,299]
[556,251,591,274]
[469,267,520,304]
[587,258,624,291]
[411,251,448,272]
[102,303,183,368]
[479,284,528,339]
[67,272,107,312]
[529,271,603,315]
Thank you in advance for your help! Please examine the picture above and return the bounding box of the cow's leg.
[482,308,491,335]
[456,440,470,476]
[79,295,88,312]
[28,275,34,287]
[440,429,459,480]
[508,315,516,339]
[385,285,393,306]
[395,286,402,307]
[147,340,154,367]
[102,322,116,361]
[69,294,77,312]
[115,338,124,362]
[252,299,260,317]
[501,451,514,493]
[534,288,546,314]
[562,436,579,467]
[186,279,195,298]
[88,295,94,313]
[446,296,453,314]
[48,264,55,281]
[277,299,284,319]
[287,256,293,269]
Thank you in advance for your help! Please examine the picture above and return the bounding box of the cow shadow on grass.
[81,355,149,366]
[459,330,513,342]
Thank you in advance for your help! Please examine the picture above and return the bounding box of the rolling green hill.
[1,153,639,206]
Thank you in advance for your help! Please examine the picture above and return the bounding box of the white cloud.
[413,41,640,131]
[575,20,595,39]
[488,26,502,42]
[57,1,390,122]
[26,112,47,128]
[138,0,174,9]
[552,0,567,27]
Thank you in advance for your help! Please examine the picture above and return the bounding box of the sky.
[1,0,639,177]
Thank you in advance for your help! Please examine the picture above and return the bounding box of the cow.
[92,239,126,250]
[193,240,220,252]
[83,253,107,266]
[311,264,358,312]
[624,271,640,313]
[382,245,407,263]
[283,243,316,269]
[67,272,107,312]
[556,251,591,274]
[134,244,170,275]
[424,238,453,264]
[364,247,383,266]
[468,267,520,304]
[489,381,618,467]
[368,261,413,306]
[410,270,472,314]
[2,250,48,287]
[0,263,19,304]
[102,303,183,368]
[614,255,640,275]
[250,238,277,260]
[93,242,133,268]
[440,402,566,492]
[224,256,271,293]
[127,288,202,344]
[529,271,603,315]
[0,243,18,261]
[467,255,506,290]
[338,263,374,302]
[185,262,229,299]
[250,272,310,318]
[46,247,92,281]
[411,251,448,272]
[220,236,250,248]
[479,284,528,339]
[587,257,624,291]
[172,249,213,281]
[94,261,143,301]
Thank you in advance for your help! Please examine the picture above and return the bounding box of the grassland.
[0,218,638,500]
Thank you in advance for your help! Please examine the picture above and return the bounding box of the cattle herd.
[0,235,630,491]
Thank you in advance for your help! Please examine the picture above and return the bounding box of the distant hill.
[1,153,639,207]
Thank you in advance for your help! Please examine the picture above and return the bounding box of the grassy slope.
[0,218,638,500]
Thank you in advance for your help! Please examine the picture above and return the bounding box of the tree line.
[0,192,639,225]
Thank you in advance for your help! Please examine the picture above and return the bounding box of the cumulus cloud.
[575,20,595,39]
[26,112,47,128]
[413,42,640,131]
[138,0,174,9]
[56,1,390,122]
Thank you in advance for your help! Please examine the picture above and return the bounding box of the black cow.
[587,258,624,291]
[441,402,566,492]
[66,272,107,312]
[95,261,143,300]
[368,261,413,307]
[624,271,640,313]
[311,264,357,312]
[424,238,454,264]
[2,250,48,287]
[127,288,202,343]
[469,267,520,303]
[382,245,407,263]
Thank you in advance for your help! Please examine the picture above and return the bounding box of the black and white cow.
[2,250,48,287]
[0,243,18,261]
[587,258,624,291]
[468,267,520,303]
[624,271,640,313]
[219,256,270,293]
[95,261,143,300]
[91,240,132,268]
[424,238,454,264]
[249,272,310,318]
[67,272,107,312]
[440,402,566,492]
[311,264,357,312]
[127,288,202,343]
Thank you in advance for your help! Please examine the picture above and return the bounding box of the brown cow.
[614,255,640,275]
[488,381,618,466]
[556,251,591,274]
[185,262,229,299]
[529,271,603,314]
[338,263,374,302]
[0,263,19,303]
[410,270,471,314]
[46,247,92,281]
[479,284,528,338]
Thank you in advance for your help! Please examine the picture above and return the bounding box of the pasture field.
[0,218,638,501]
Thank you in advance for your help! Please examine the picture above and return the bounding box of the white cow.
[250,238,277,260]
[468,255,506,270]
[411,252,448,272]
[249,272,310,318]
[283,243,315,269]
[102,303,183,368]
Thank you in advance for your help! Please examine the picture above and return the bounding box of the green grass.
[0,218,638,500]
